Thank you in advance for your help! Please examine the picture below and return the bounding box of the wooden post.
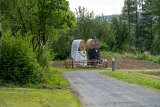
[94,60,96,68]
[112,58,116,71]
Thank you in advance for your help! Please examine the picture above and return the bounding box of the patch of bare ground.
[51,58,160,69]
[107,58,160,69]
[142,72,160,76]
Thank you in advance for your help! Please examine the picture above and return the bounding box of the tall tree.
[122,0,154,53]
[0,0,17,59]
[75,6,95,40]
[138,0,153,52]
[1,0,75,60]
[122,0,139,52]
[152,0,160,54]
[109,16,128,51]
[0,18,2,59]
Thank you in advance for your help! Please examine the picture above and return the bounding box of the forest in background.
[0,0,160,84]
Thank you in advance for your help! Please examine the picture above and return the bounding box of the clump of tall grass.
[101,51,160,64]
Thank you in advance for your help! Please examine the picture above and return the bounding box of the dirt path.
[63,70,160,107]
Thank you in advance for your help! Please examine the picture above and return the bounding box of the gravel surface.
[63,70,160,107]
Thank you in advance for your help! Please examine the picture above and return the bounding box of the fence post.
[112,58,116,71]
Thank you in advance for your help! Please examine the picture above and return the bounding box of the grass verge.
[0,67,82,107]
[101,51,160,64]
[0,88,81,107]
[102,71,160,90]
[0,67,70,89]
[23,67,70,89]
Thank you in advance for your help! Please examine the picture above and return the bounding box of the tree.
[138,0,153,52]
[0,0,17,59]
[152,0,160,54]
[0,21,2,59]
[109,16,128,51]
[74,6,96,40]
[122,0,139,52]
[1,0,75,60]
[122,0,155,53]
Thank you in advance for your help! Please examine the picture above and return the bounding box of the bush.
[38,49,51,70]
[0,33,45,85]
[152,34,160,54]
[51,34,72,60]
[136,54,149,60]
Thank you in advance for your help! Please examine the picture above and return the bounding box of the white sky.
[67,0,125,15]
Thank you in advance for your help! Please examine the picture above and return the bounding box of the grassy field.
[0,88,81,107]
[0,67,82,107]
[102,71,160,90]
[101,51,160,64]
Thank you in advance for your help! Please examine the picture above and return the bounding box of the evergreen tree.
[122,0,154,53]
[152,0,160,54]
[109,16,128,51]
[138,0,153,52]
[122,0,139,52]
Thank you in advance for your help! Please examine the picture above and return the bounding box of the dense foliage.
[122,0,160,54]
[0,0,160,84]
[0,0,75,84]
[0,32,44,84]
[64,0,160,55]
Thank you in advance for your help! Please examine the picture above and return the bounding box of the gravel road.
[63,70,160,107]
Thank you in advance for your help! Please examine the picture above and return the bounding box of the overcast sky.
[67,0,125,15]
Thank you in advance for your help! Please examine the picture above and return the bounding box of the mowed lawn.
[0,88,81,107]
[102,71,160,90]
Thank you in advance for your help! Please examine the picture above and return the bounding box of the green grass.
[42,68,70,89]
[101,51,160,64]
[0,67,82,107]
[102,71,160,90]
[24,67,70,89]
[50,67,76,72]
[51,67,107,72]
[0,88,82,107]
[0,67,70,89]
[48,70,69,88]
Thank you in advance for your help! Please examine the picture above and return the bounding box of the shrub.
[38,49,51,70]
[136,54,149,60]
[0,33,45,85]
[51,34,71,60]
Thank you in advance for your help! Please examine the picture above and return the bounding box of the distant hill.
[100,14,120,21]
